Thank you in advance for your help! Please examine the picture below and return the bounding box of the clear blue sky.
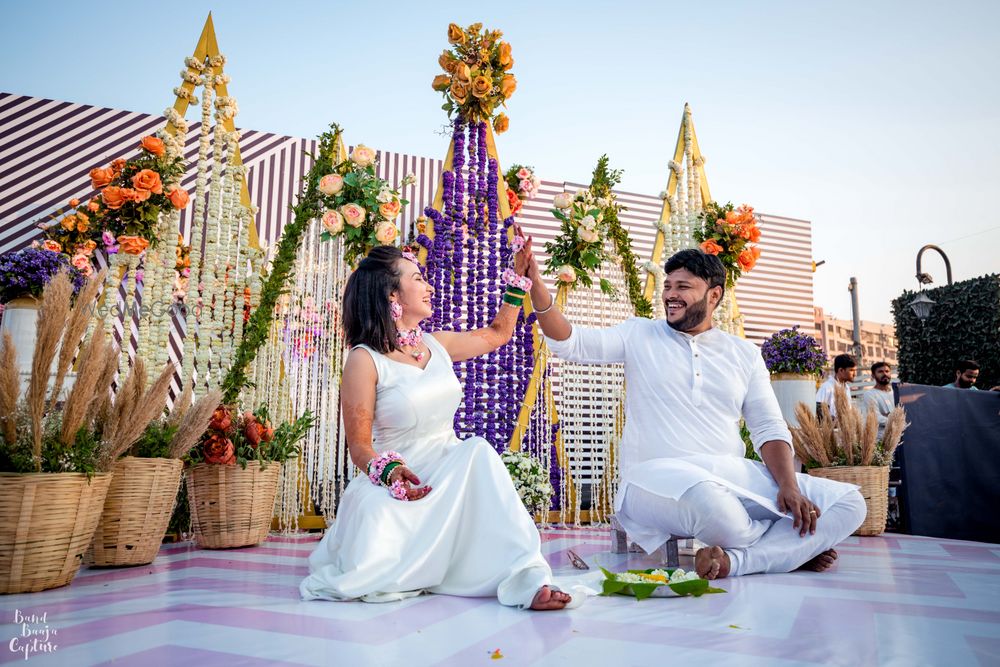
[2,0,998,324]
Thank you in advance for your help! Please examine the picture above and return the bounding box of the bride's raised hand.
[512,224,533,276]
[389,465,432,501]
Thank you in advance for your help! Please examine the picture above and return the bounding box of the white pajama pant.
[620,481,867,576]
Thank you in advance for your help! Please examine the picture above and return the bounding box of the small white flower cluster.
[180,70,204,86]
[500,449,554,515]
[611,568,701,585]
[401,172,418,188]
[184,56,205,72]
[215,96,239,121]
[172,86,199,104]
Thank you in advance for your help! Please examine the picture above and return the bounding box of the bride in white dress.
[300,240,574,610]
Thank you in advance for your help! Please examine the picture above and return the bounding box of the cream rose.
[375,221,398,244]
[350,144,377,168]
[340,203,366,227]
[553,192,573,210]
[379,199,402,220]
[556,265,577,283]
[321,209,344,234]
[579,214,597,230]
[579,227,599,243]
[318,174,344,195]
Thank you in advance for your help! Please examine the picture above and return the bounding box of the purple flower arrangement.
[418,119,538,452]
[0,247,86,304]
[760,326,827,375]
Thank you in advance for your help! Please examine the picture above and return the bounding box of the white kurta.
[546,318,860,555]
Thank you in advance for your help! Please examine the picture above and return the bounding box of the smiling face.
[662,267,722,334]
[391,258,434,325]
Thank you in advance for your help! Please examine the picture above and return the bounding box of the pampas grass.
[790,387,907,468]
[0,331,19,445]
[27,270,72,470]
[99,361,175,469]
[167,381,193,429]
[168,389,221,459]
[59,330,112,446]
[46,269,105,413]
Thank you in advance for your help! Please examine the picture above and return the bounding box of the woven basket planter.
[0,472,113,594]
[809,465,889,536]
[186,461,281,549]
[90,457,183,566]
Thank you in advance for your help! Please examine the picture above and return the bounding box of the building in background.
[814,306,898,370]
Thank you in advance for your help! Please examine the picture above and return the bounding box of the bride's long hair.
[342,246,404,354]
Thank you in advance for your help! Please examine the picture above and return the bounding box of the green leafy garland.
[590,156,652,318]
[220,125,340,405]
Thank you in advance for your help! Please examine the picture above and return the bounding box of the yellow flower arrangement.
[433,22,516,132]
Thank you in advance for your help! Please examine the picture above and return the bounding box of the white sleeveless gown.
[300,334,559,608]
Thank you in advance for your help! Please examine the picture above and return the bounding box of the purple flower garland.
[417,119,541,457]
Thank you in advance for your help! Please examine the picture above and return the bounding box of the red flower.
[209,405,233,432]
[203,433,235,465]
[506,187,523,215]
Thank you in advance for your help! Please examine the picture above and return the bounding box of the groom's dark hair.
[343,246,404,354]
[664,249,727,297]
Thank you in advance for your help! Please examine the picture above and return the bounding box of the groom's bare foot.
[695,546,731,580]
[530,585,571,610]
[798,548,838,572]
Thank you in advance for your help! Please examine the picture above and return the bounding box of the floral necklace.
[396,325,425,362]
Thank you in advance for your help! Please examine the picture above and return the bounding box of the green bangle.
[502,294,524,307]
[380,461,402,486]
[506,286,526,297]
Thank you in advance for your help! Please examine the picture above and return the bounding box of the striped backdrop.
[0,92,814,345]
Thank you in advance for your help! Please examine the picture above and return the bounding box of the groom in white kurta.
[525,248,865,578]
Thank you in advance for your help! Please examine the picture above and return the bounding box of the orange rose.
[132,169,163,195]
[89,167,114,189]
[738,249,757,272]
[498,42,513,69]
[438,50,456,73]
[69,198,80,207]
[111,158,127,173]
[700,239,723,255]
[450,79,470,104]
[168,186,190,209]
[500,74,516,98]
[447,23,466,45]
[454,62,471,84]
[748,225,761,243]
[42,239,62,253]
[471,75,492,98]
[493,113,510,134]
[140,135,165,157]
[117,235,150,255]
[121,188,150,203]
[432,74,452,91]
[102,186,127,209]
[75,212,90,232]
[87,200,100,212]
[60,214,77,232]
[378,199,402,220]
[80,240,97,255]
[202,433,236,465]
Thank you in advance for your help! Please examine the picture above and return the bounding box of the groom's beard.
[666,291,711,333]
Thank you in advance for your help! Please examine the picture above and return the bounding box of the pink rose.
[340,203,366,227]
[519,178,534,193]
[321,209,345,234]
[71,253,93,276]
[318,174,344,195]
[556,265,577,283]
[375,221,398,244]
[349,145,377,168]
[517,167,531,180]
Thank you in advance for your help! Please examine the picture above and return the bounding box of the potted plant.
[790,387,908,536]
[89,384,220,567]
[0,270,174,592]
[184,405,314,549]
[761,326,827,427]
[0,248,87,391]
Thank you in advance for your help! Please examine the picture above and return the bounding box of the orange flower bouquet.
[433,22,516,133]
[693,202,761,285]
[49,135,188,257]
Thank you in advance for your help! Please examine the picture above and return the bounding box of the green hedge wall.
[891,274,1000,390]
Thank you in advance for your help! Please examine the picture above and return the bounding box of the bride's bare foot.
[798,548,838,572]
[695,546,731,580]
[530,585,571,610]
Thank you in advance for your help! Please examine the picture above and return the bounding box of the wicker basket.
[186,461,281,549]
[0,472,113,594]
[808,465,889,536]
[90,457,183,566]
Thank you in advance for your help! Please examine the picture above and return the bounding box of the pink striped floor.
[2,528,998,666]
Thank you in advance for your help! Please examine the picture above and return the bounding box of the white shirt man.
[815,354,858,417]
[524,247,865,578]
[862,362,894,439]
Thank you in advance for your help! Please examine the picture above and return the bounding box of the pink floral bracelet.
[501,267,532,292]
[367,451,409,500]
